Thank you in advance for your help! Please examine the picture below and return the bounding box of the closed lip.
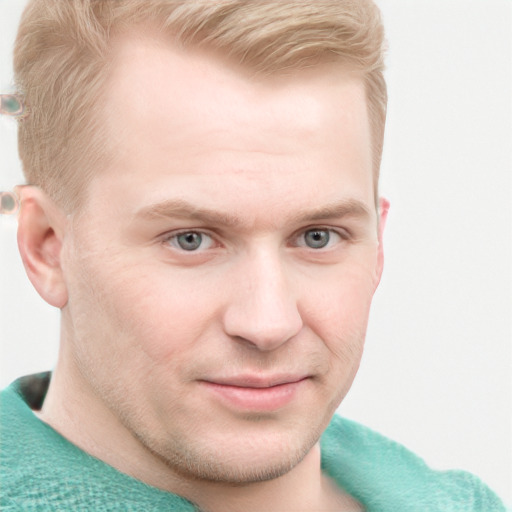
[201,374,310,388]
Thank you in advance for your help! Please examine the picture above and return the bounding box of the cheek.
[72,258,221,366]
[64,256,141,360]
[300,257,377,377]
[303,258,378,329]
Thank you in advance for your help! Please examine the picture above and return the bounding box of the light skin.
[17,32,388,512]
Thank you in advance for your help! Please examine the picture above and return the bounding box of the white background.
[1,0,510,505]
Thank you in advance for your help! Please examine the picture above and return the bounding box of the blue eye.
[304,229,330,249]
[177,232,203,251]
[298,228,343,250]
[166,231,214,251]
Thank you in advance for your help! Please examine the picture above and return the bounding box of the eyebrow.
[134,198,372,228]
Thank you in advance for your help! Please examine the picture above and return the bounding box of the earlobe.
[16,186,69,308]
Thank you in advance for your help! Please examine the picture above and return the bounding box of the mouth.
[199,375,310,412]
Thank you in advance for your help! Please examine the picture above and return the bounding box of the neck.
[39,344,362,511]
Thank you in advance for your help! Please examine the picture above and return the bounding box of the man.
[0,1,506,511]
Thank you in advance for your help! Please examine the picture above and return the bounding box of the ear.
[16,186,69,308]
[374,197,390,287]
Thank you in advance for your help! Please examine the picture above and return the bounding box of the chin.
[167,445,308,485]
[152,420,325,485]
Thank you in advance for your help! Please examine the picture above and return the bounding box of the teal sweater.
[0,375,506,511]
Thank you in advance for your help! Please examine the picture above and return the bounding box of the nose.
[222,248,303,351]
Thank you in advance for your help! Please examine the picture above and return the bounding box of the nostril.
[224,308,303,352]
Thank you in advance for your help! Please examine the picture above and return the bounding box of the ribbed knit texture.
[320,415,506,512]
[1,376,506,511]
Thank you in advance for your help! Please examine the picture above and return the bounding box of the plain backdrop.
[1,0,510,505]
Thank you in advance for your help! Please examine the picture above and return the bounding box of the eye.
[165,231,215,252]
[298,228,343,249]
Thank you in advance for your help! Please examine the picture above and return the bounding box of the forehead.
[89,33,374,224]
[105,33,369,145]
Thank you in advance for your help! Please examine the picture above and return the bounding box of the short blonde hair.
[14,0,387,212]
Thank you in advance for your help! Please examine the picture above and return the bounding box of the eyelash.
[161,226,350,253]
[162,230,217,252]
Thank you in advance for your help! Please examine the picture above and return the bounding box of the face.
[60,35,386,484]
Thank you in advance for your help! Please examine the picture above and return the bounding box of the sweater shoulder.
[0,382,194,511]
[321,415,506,512]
